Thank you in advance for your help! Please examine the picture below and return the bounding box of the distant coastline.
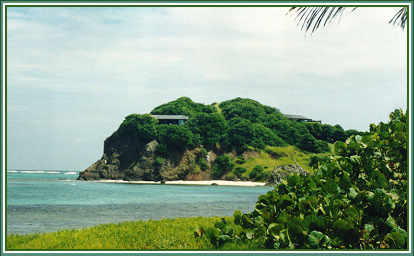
[7,170,78,175]
[88,179,267,187]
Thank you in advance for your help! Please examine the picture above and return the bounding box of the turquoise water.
[7,171,272,234]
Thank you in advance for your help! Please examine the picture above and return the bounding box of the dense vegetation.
[305,122,366,144]
[105,97,363,181]
[203,109,408,249]
[186,112,227,150]
[113,113,158,144]
[157,124,196,153]
[151,96,216,117]
[221,117,286,153]
[122,97,358,154]
[211,155,235,179]
[7,217,225,250]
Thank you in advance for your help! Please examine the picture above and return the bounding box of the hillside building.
[284,114,321,123]
[151,115,189,125]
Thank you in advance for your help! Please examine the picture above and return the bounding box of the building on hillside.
[151,115,189,125]
[284,114,321,123]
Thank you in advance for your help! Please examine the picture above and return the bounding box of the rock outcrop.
[78,132,210,181]
[267,163,307,185]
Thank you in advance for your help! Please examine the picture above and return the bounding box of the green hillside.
[78,97,363,182]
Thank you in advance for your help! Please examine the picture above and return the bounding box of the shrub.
[155,143,168,157]
[224,172,236,181]
[265,119,330,154]
[221,101,266,123]
[199,148,208,159]
[195,148,209,171]
[205,109,408,250]
[297,136,329,153]
[305,122,366,144]
[151,97,216,117]
[224,118,285,153]
[235,157,245,164]
[248,165,266,181]
[199,159,209,171]
[186,113,227,150]
[233,167,247,178]
[116,114,158,143]
[211,155,235,179]
[157,124,196,153]
[251,123,286,149]
[153,157,165,169]
[264,147,287,158]
[308,155,329,169]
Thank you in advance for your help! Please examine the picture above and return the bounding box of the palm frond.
[288,7,351,33]
[289,6,407,33]
[389,7,407,29]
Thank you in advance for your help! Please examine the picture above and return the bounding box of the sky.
[6,6,408,170]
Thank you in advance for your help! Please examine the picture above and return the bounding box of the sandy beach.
[91,179,267,187]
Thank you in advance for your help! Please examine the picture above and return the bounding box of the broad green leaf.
[308,230,324,248]
[268,223,283,238]
[349,187,358,199]
[334,141,347,155]
[385,216,397,229]
[355,135,362,144]
[383,230,407,248]
[246,231,254,240]
[364,223,374,234]
[233,210,242,225]
[350,155,361,164]
[218,234,232,244]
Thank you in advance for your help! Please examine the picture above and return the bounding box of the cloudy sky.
[6,6,407,170]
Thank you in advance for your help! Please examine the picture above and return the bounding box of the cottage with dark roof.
[284,114,321,123]
[151,115,189,125]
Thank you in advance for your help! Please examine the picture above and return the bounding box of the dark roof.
[151,115,189,120]
[284,114,311,120]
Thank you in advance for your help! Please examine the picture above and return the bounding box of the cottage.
[284,114,321,123]
[151,115,189,125]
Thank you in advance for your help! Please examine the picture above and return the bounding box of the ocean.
[6,170,272,234]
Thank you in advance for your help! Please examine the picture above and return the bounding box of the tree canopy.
[186,112,227,151]
[116,113,158,144]
[150,97,216,117]
[110,97,362,156]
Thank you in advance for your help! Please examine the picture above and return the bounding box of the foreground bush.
[205,109,407,249]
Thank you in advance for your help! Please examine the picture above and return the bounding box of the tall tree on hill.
[288,6,407,33]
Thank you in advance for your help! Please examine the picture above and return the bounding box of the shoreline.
[89,179,267,187]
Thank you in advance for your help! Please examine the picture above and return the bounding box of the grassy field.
[233,145,332,179]
[7,216,226,250]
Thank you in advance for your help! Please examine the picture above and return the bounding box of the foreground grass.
[7,216,226,250]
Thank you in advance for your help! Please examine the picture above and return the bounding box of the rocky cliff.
[78,133,213,181]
